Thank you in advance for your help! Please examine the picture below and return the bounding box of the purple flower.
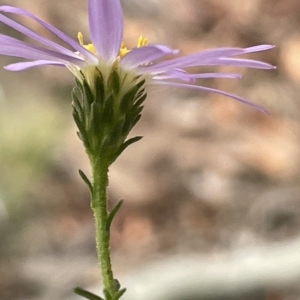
[0,0,275,112]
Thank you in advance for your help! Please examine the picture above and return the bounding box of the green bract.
[72,67,146,166]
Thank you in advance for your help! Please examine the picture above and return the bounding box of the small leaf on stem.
[74,287,104,300]
[79,169,93,194]
[113,288,126,300]
[117,136,143,157]
[103,289,113,300]
[106,200,124,231]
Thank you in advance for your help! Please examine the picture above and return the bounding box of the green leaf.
[113,288,126,300]
[77,131,83,141]
[136,78,146,91]
[106,200,123,231]
[133,105,144,115]
[74,287,104,300]
[72,89,84,118]
[133,93,147,108]
[78,169,93,194]
[83,78,94,106]
[103,289,112,300]
[89,102,102,139]
[108,69,120,95]
[75,77,84,94]
[95,68,105,102]
[101,93,115,126]
[73,111,85,136]
[134,88,146,103]
[108,117,126,146]
[119,85,138,113]
[117,136,143,157]
[72,111,90,148]
[122,106,143,135]
[78,78,94,120]
[130,113,142,130]
[72,107,83,128]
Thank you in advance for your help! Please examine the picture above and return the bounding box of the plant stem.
[91,157,115,297]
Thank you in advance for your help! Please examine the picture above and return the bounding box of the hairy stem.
[91,157,115,297]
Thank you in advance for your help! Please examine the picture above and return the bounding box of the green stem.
[91,157,115,298]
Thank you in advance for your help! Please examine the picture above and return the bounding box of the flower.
[0,0,274,112]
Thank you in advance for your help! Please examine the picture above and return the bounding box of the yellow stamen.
[119,42,129,57]
[77,32,148,58]
[77,32,84,46]
[119,36,148,57]
[77,32,96,54]
[137,35,148,48]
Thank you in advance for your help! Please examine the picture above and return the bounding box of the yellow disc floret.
[119,35,148,57]
[77,32,96,54]
[75,33,149,99]
[77,32,148,59]
[137,35,148,48]
[119,42,129,57]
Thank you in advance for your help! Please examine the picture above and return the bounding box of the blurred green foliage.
[0,77,69,215]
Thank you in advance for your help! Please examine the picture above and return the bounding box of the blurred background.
[1,0,300,299]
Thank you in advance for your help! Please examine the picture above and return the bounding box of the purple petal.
[242,45,275,52]
[4,60,64,71]
[0,6,97,64]
[201,58,275,69]
[152,80,268,114]
[153,69,195,83]
[188,72,243,79]
[120,45,179,69]
[136,48,251,74]
[153,69,242,82]
[136,45,275,74]
[0,12,80,59]
[88,0,123,61]
[0,34,85,65]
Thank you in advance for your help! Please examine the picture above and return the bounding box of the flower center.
[77,32,148,58]
[75,33,148,99]
[119,35,148,57]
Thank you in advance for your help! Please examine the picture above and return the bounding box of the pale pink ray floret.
[0,0,275,112]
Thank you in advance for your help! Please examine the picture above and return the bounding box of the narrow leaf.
[77,131,83,141]
[106,200,124,231]
[103,289,112,300]
[133,93,147,108]
[95,68,105,102]
[72,112,90,148]
[83,79,94,106]
[108,69,120,95]
[113,288,126,300]
[78,169,93,194]
[72,90,84,121]
[101,93,115,126]
[72,108,82,124]
[89,102,102,137]
[117,136,143,157]
[74,287,104,300]
[130,113,142,131]
[120,85,138,113]
[136,78,146,91]
[107,117,126,146]
[73,111,86,137]
[75,77,84,94]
